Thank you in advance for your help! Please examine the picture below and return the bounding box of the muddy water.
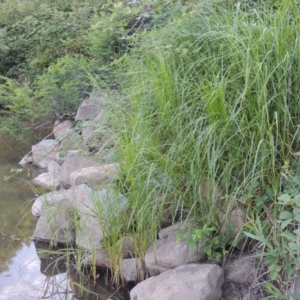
[0,132,129,300]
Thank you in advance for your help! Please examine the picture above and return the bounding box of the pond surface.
[0,132,129,300]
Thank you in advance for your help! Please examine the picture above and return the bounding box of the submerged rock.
[130,264,224,300]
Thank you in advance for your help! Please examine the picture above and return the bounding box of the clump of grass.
[99,0,300,296]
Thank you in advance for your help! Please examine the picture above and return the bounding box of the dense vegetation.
[2,0,300,298]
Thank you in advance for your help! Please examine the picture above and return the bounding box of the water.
[0,132,129,300]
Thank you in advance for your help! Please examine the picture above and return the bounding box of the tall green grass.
[98,0,300,294]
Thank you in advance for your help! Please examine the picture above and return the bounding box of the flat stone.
[32,139,59,169]
[70,163,119,188]
[145,236,205,276]
[130,264,224,300]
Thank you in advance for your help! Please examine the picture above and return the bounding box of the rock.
[59,152,103,188]
[158,220,193,240]
[70,163,119,188]
[221,208,245,237]
[145,236,205,276]
[72,185,127,221]
[53,120,72,140]
[32,139,59,169]
[32,160,61,190]
[122,258,144,282]
[116,236,135,259]
[75,214,103,250]
[19,154,33,168]
[224,255,257,284]
[75,91,106,121]
[32,189,74,216]
[222,281,265,300]
[130,264,224,300]
[81,249,109,268]
[32,203,75,246]
[59,129,83,152]
[32,171,60,190]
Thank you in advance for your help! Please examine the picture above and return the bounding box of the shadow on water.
[0,131,130,300]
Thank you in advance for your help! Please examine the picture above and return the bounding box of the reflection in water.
[34,241,129,300]
[0,132,130,300]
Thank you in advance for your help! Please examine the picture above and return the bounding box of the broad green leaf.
[278,194,291,204]
[279,211,293,220]
[293,207,300,217]
[293,228,300,236]
[244,232,266,243]
[280,231,297,241]
[281,218,292,229]
[292,195,300,206]
[288,243,300,251]
[269,264,282,280]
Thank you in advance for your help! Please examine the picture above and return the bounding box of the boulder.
[32,203,75,246]
[59,129,83,152]
[32,189,74,216]
[32,139,59,169]
[130,264,224,300]
[53,120,72,140]
[158,220,193,240]
[59,152,103,188]
[32,171,60,190]
[71,184,127,217]
[145,236,205,276]
[75,91,106,121]
[224,255,257,284]
[122,258,145,282]
[32,161,61,190]
[75,214,103,250]
[70,163,119,188]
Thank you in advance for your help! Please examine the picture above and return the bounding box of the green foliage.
[0,3,95,77]
[34,55,91,118]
